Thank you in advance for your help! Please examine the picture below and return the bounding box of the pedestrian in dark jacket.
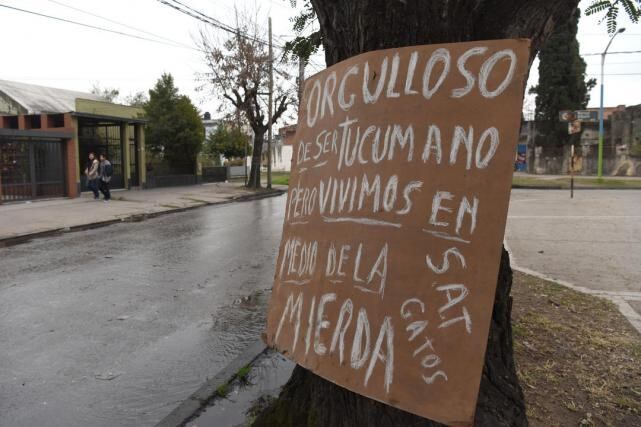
[98,153,112,201]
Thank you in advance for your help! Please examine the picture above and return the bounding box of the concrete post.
[72,116,80,193]
[136,124,146,187]
[121,123,131,188]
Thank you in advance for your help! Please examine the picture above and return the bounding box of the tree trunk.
[256,1,580,424]
[248,132,264,189]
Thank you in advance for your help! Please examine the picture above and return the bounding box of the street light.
[597,27,625,178]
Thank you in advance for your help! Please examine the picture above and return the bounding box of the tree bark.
[248,132,264,189]
[255,1,580,425]
[311,0,578,68]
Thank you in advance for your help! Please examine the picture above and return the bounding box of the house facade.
[0,80,146,202]
[518,105,641,176]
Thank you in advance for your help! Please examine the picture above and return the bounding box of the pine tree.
[530,8,596,151]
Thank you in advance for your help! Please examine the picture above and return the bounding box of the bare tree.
[198,10,294,188]
[90,83,120,103]
[123,91,148,108]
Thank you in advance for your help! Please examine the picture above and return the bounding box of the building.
[202,111,221,140]
[0,80,146,202]
[272,124,296,172]
[610,104,641,176]
[611,104,641,150]
[517,105,641,175]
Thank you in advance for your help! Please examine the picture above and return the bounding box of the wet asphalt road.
[0,195,286,427]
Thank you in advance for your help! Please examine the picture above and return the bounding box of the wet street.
[0,195,286,427]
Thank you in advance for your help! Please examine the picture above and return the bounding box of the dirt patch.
[512,271,641,426]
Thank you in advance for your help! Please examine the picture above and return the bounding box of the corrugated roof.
[0,79,104,114]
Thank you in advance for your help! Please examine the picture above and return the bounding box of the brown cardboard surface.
[264,39,530,426]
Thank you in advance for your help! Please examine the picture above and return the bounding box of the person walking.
[98,153,113,201]
[84,152,99,199]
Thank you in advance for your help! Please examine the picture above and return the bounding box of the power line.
[586,61,641,66]
[166,0,235,32]
[582,50,641,56]
[46,0,193,49]
[580,32,641,35]
[588,72,641,76]
[307,61,324,73]
[155,0,323,72]
[155,0,279,49]
[0,3,202,52]
[153,1,300,96]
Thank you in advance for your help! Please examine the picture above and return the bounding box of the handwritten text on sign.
[264,39,529,426]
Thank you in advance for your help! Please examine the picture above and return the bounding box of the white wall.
[271,144,293,172]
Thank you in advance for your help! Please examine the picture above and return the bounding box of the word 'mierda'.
[273,289,456,396]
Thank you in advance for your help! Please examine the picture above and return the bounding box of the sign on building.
[264,39,530,425]
[559,109,599,123]
[559,110,577,122]
[575,110,599,122]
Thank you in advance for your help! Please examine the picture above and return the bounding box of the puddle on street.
[186,350,295,427]
[209,289,268,336]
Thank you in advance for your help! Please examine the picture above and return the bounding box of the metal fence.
[1,136,66,202]
[145,174,199,188]
[202,166,227,183]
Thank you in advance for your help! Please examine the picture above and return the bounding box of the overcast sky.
[1,0,639,122]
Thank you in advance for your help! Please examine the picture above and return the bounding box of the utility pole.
[267,17,273,189]
[235,107,248,186]
[298,57,305,110]
[597,27,625,179]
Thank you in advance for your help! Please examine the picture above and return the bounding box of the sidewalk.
[512,172,641,189]
[513,172,641,180]
[0,182,286,245]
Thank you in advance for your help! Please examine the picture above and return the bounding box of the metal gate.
[0,137,66,202]
[78,119,124,190]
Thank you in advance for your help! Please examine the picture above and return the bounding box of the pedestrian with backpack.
[98,152,113,201]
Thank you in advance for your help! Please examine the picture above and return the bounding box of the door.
[78,119,125,190]
[129,125,139,187]
[0,137,65,202]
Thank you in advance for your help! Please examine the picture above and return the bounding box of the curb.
[504,240,641,335]
[156,340,268,427]
[511,265,641,335]
[0,189,286,248]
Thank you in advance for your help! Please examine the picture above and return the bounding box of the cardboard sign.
[264,39,530,426]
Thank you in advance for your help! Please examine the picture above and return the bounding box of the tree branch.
[272,94,291,124]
